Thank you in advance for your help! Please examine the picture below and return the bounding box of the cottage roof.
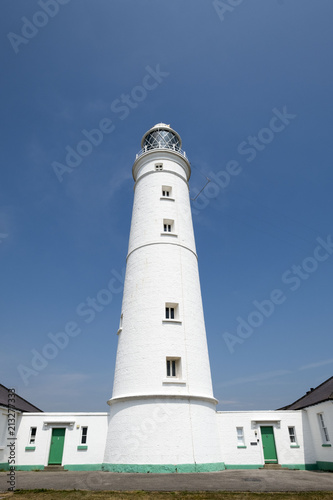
[279,376,333,410]
[0,383,42,412]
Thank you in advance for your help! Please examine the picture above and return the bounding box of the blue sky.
[1,0,332,412]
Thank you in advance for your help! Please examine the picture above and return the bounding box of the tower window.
[166,306,174,319]
[167,359,176,377]
[163,219,174,233]
[165,302,178,320]
[29,427,37,444]
[81,426,88,444]
[166,357,181,378]
[155,163,163,171]
[162,186,171,198]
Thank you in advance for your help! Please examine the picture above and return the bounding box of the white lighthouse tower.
[103,124,224,473]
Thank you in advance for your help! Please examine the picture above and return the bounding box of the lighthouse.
[103,124,224,473]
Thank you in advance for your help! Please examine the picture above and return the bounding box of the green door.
[48,428,65,465]
[260,426,278,464]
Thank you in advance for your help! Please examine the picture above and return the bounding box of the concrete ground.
[0,470,333,492]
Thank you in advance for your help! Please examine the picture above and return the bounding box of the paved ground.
[0,469,333,492]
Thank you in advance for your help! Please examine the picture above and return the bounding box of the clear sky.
[1,0,332,412]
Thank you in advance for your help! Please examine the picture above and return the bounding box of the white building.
[1,124,332,473]
[103,123,223,472]
[278,377,333,471]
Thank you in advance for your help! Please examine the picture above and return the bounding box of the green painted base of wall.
[225,464,262,470]
[0,463,37,472]
[16,465,45,471]
[102,462,226,473]
[1,464,102,472]
[2,461,330,473]
[1,465,45,471]
[64,464,103,471]
[281,464,318,471]
[317,461,333,472]
[226,464,322,471]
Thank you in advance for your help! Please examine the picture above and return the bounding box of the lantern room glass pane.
[143,130,181,151]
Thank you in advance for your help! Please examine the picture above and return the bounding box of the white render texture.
[1,404,109,471]
[2,412,108,468]
[217,410,317,467]
[104,125,222,466]
[304,402,333,465]
[104,399,222,466]
[0,408,22,468]
[1,405,331,470]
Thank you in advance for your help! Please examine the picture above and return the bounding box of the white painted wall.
[304,402,333,465]
[0,405,328,470]
[105,126,222,467]
[104,398,222,465]
[0,406,22,467]
[0,406,9,466]
[112,244,214,399]
[111,141,214,401]
[15,413,108,467]
[217,410,315,468]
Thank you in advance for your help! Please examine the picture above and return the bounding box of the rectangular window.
[166,359,176,377]
[155,163,163,171]
[165,307,174,319]
[81,426,88,444]
[318,413,330,443]
[288,426,297,444]
[29,427,37,444]
[162,186,172,198]
[163,219,174,233]
[166,357,181,378]
[165,303,178,320]
[236,427,245,446]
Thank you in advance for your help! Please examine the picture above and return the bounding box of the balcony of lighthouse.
[135,143,187,160]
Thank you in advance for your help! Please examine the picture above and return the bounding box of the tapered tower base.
[103,396,224,472]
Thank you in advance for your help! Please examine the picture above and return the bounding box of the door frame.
[260,425,278,464]
[48,427,66,465]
